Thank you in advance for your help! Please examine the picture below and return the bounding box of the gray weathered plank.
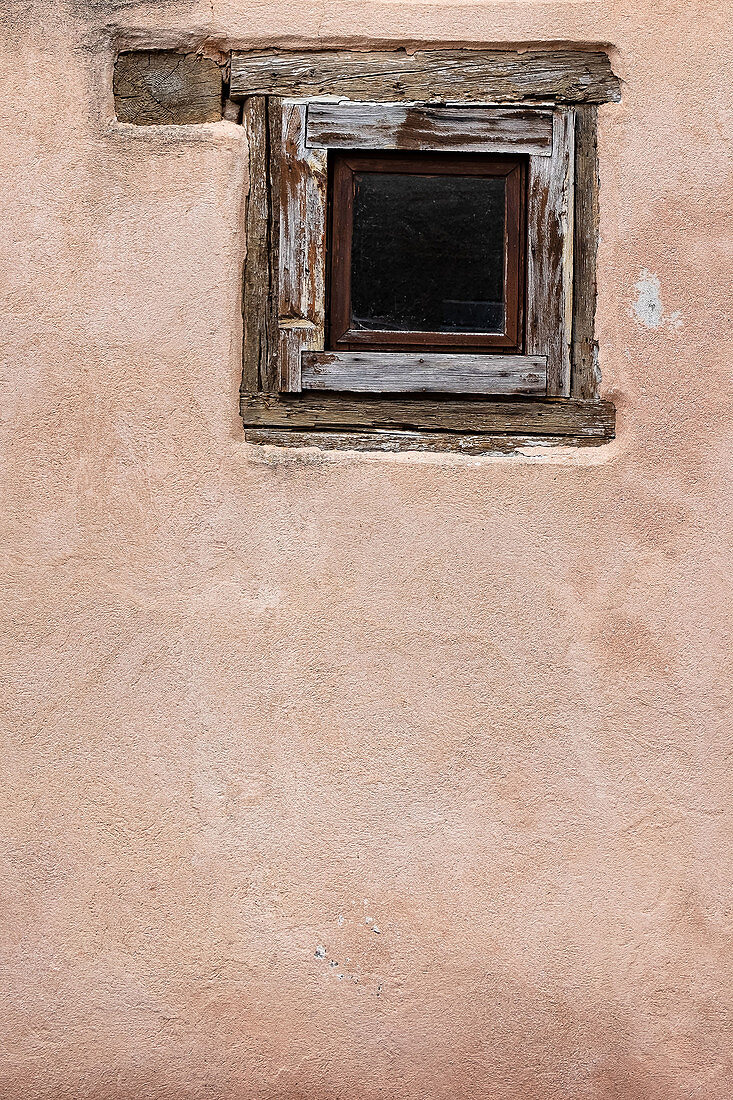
[571,106,601,399]
[231,49,621,105]
[244,428,610,454]
[526,109,575,396]
[114,51,222,125]
[277,100,328,392]
[302,352,547,395]
[306,104,553,154]
[277,324,320,396]
[240,392,615,438]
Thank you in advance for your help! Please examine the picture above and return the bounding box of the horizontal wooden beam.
[231,49,621,105]
[240,392,615,438]
[244,428,610,455]
[302,352,547,395]
[306,104,553,154]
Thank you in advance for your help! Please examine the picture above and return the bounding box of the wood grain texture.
[264,99,283,390]
[306,104,553,154]
[526,109,575,397]
[244,428,610,454]
[277,100,328,391]
[571,106,601,399]
[242,98,276,392]
[240,392,615,438]
[231,49,621,105]
[278,325,319,396]
[114,51,222,125]
[302,352,546,395]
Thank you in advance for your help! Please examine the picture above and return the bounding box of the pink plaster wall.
[1,1,732,1097]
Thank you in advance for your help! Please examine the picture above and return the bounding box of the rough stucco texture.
[1,1,732,1097]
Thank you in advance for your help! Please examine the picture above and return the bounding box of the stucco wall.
[1,1,732,1097]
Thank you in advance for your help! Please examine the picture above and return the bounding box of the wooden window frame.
[234,49,620,454]
[328,152,526,354]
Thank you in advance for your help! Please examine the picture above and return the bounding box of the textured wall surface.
[1,1,732,1097]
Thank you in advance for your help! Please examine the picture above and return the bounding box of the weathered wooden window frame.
[233,49,620,454]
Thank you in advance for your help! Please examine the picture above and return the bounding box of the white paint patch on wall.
[631,269,683,331]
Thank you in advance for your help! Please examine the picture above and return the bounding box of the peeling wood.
[302,352,547,395]
[114,50,222,125]
[277,101,328,391]
[243,427,610,454]
[231,49,621,105]
[278,327,319,396]
[526,109,575,397]
[571,106,601,399]
[306,103,554,154]
[240,392,615,438]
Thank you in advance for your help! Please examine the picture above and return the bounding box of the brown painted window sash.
[327,151,526,355]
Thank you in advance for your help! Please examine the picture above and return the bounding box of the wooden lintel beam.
[231,49,621,105]
[240,392,615,438]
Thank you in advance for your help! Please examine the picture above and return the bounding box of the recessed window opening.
[232,47,621,452]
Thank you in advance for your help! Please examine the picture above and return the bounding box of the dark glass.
[350,172,506,335]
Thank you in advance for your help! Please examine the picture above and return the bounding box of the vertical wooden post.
[242,96,280,393]
[526,109,575,397]
[571,106,601,400]
[276,100,329,392]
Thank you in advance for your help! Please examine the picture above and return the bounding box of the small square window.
[329,152,525,353]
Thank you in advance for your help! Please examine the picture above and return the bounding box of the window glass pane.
[350,172,506,335]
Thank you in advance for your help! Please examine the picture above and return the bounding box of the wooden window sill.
[240,393,615,454]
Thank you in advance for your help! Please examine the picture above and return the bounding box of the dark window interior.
[328,152,525,353]
[352,172,506,334]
